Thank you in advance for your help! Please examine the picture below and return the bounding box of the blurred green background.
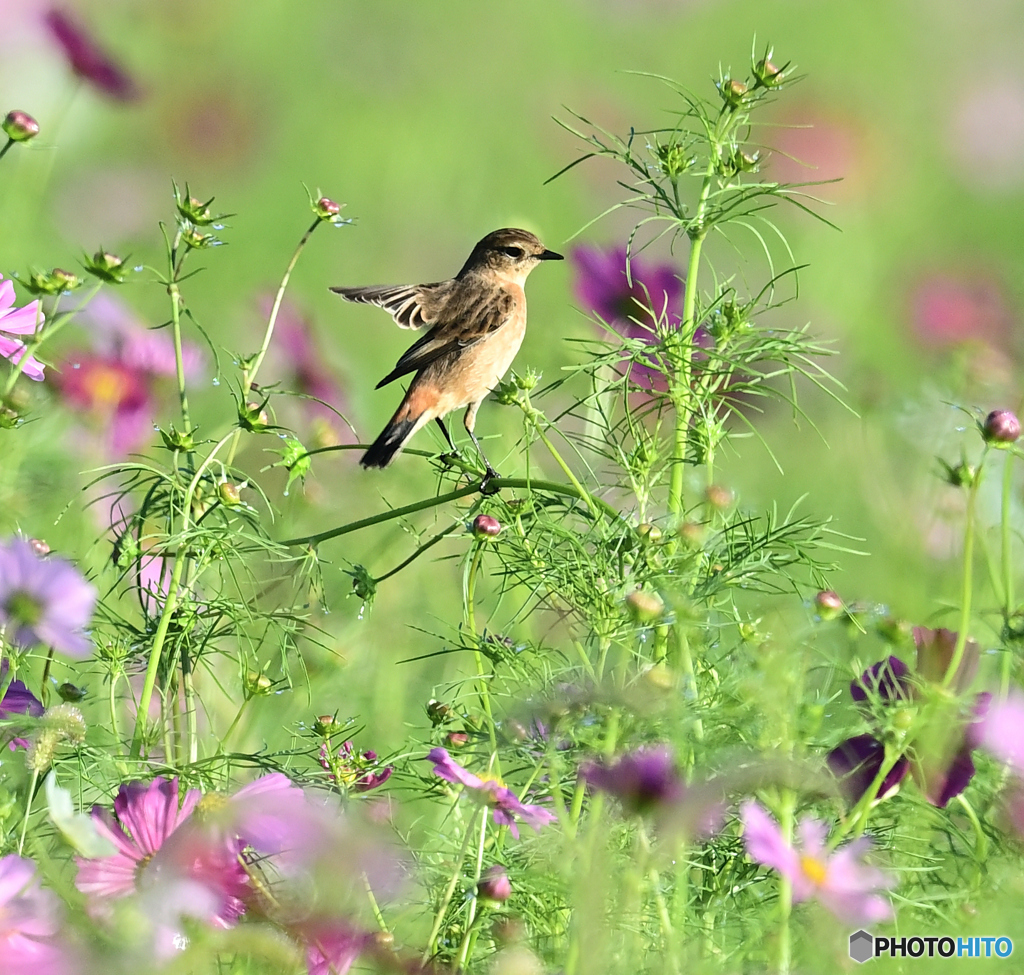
[2,0,1023,751]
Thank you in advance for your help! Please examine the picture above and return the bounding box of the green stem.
[1002,451,1016,699]
[465,545,500,773]
[18,767,39,855]
[0,138,14,161]
[943,461,984,690]
[182,643,198,765]
[522,398,601,520]
[39,648,54,708]
[423,814,478,963]
[168,279,193,438]
[668,160,714,518]
[226,218,322,466]
[454,805,490,971]
[280,477,619,547]
[108,669,122,746]
[776,790,795,975]
[220,696,251,749]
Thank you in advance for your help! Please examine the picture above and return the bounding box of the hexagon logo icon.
[849,929,874,964]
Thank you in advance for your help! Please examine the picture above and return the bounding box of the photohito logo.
[849,931,1013,963]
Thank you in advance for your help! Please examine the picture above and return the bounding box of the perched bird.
[331,228,563,477]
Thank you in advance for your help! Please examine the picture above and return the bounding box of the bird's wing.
[374,287,516,389]
[330,281,450,329]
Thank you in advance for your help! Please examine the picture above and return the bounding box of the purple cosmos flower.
[826,735,910,804]
[0,660,44,750]
[44,8,139,101]
[76,777,248,928]
[571,245,682,390]
[57,293,203,457]
[428,747,556,839]
[741,801,894,925]
[0,854,70,975]
[849,655,913,705]
[0,537,97,658]
[478,864,512,903]
[0,276,45,382]
[913,626,979,691]
[971,690,1024,770]
[320,741,394,792]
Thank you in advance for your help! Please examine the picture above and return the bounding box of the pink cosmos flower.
[299,920,375,975]
[971,690,1024,771]
[741,801,894,925]
[428,747,556,839]
[0,854,71,975]
[0,537,97,658]
[75,777,248,927]
[0,275,45,381]
[55,294,203,457]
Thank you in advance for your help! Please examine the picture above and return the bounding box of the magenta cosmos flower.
[741,801,894,925]
[75,777,248,928]
[298,920,375,975]
[56,293,203,457]
[428,747,556,839]
[971,690,1024,770]
[0,537,96,658]
[0,276,45,382]
[44,8,139,101]
[0,854,71,975]
[571,245,683,390]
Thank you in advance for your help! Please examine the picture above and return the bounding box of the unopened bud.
[28,538,50,556]
[983,409,1021,445]
[754,59,785,87]
[814,590,843,621]
[245,672,273,696]
[315,197,341,219]
[446,731,470,748]
[636,523,662,543]
[426,700,451,725]
[721,78,748,108]
[239,401,270,432]
[26,268,81,296]
[84,249,128,284]
[218,481,242,506]
[625,589,664,623]
[3,110,39,142]
[57,682,87,702]
[678,521,705,548]
[705,484,733,511]
[478,865,512,903]
[942,460,976,488]
[473,514,502,539]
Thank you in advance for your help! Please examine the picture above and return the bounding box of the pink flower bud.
[472,514,502,539]
[983,409,1021,444]
[814,590,844,621]
[2,110,39,142]
[316,197,342,218]
[478,865,512,903]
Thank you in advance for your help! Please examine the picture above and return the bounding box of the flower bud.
[636,523,662,543]
[983,409,1021,445]
[720,78,748,108]
[733,149,760,173]
[57,682,87,702]
[473,514,502,539]
[3,110,39,142]
[446,731,470,748]
[754,59,785,87]
[705,484,733,511]
[314,714,336,736]
[84,249,128,284]
[478,865,512,903]
[26,267,81,296]
[941,459,976,488]
[158,423,195,452]
[625,589,664,623]
[239,401,270,432]
[814,590,843,621]
[28,538,50,556]
[315,197,341,219]
[245,672,273,696]
[218,481,242,506]
[514,368,539,391]
[678,521,705,548]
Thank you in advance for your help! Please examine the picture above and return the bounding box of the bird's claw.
[479,467,501,495]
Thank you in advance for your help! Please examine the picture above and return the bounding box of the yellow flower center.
[83,365,130,408]
[800,855,829,886]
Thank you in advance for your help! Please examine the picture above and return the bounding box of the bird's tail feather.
[361,416,418,468]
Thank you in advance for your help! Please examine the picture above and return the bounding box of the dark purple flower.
[581,745,684,813]
[826,735,909,804]
[44,8,140,101]
[428,747,556,839]
[571,245,682,389]
[741,801,894,925]
[849,656,912,705]
[0,537,97,657]
[0,660,44,751]
[913,626,979,692]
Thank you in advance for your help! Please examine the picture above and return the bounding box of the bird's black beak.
[538,249,564,261]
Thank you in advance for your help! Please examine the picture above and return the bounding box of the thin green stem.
[0,138,14,161]
[465,545,500,773]
[423,815,478,963]
[168,280,193,437]
[108,669,122,746]
[943,462,985,690]
[776,789,795,975]
[280,477,619,548]
[220,697,252,749]
[522,398,601,519]
[455,805,490,971]
[18,768,40,855]
[39,648,54,708]
[226,218,322,466]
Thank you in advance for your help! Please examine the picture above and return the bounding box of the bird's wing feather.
[374,288,516,388]
[330,281,450,329]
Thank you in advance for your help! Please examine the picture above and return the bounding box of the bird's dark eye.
[501,246,525,259]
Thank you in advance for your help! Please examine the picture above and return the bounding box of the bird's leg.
[464,403,499,492]
[435,417,459,466]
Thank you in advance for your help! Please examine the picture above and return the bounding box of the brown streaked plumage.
[331,228,563,477]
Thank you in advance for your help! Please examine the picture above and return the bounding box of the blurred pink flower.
[971,690,1024,771]
[76,777,248,928]
[766,108,864,196]
[0,537,96,658]
[741,800,894,925]
[44,8,139,101]
[300,921,374,975]
[948,77,1024,192]
[0,276,45,381]
[909,273,1013,349]
[0,854,70,975]
[428,747,556,839]
[55,294,203,456]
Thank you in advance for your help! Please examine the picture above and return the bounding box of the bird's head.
[458,228,563,283]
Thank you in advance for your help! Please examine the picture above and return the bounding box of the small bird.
[331,228,563,478]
